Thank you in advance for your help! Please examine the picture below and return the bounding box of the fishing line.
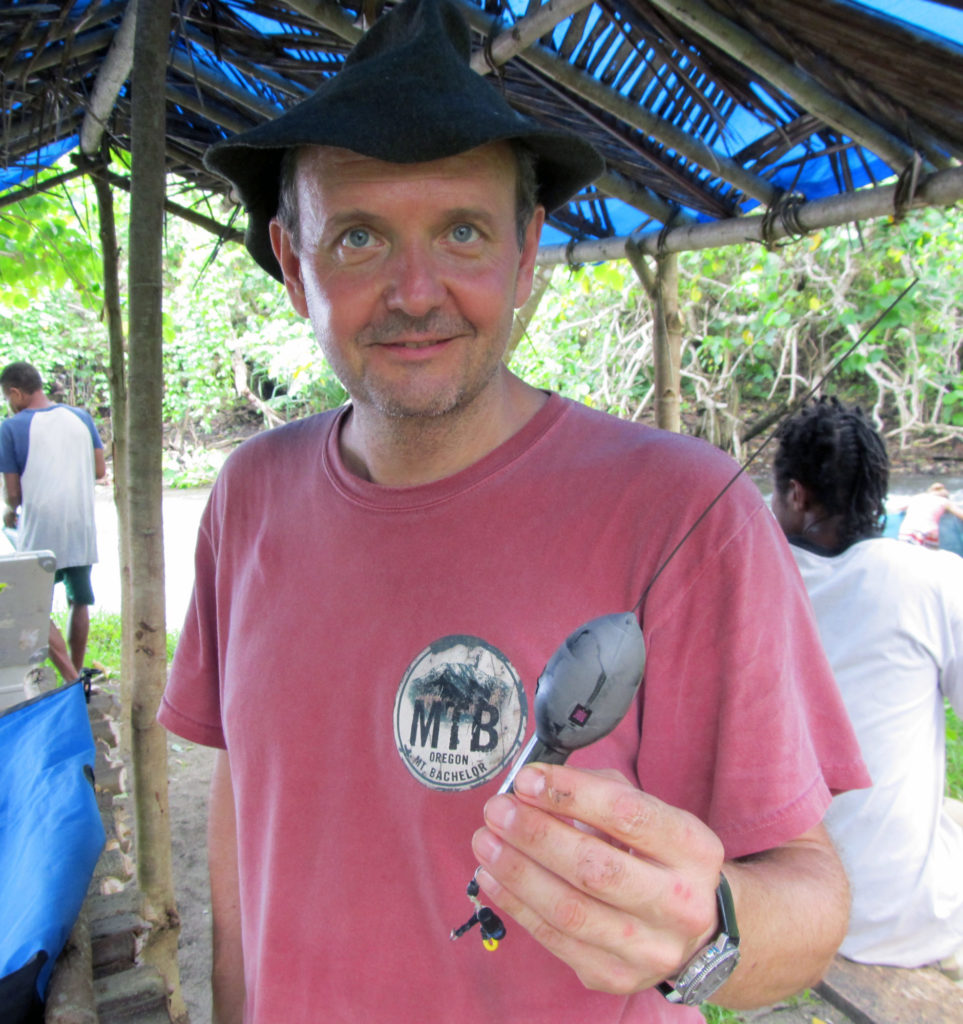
[452,277,918,951]
[633,276,919,613]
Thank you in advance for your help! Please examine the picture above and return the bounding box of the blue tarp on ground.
[0,681,105,1023]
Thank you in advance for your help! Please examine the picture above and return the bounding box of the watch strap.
[656,873,740,1006]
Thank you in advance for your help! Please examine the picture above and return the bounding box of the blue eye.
[344,228,372,248]
[451,224,478,243]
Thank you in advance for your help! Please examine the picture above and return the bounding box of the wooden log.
[44,907,97,1024]
[816,955,963,1024]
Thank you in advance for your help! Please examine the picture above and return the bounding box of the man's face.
[269,143,544,422]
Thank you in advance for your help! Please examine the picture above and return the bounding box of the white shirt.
[791,536,963,966]
[17,406,99,568]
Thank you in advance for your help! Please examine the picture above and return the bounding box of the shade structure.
[1,0,962,257]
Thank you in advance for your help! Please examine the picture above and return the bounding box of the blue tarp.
[2,0,961,245]
[0,681,105,1022]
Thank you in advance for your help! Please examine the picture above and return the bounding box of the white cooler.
[0,549,56,710]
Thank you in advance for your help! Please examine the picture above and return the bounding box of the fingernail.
[472,828,502,865]
[474,866,501,897]
[484,794,516,829]
[512,766,546,798]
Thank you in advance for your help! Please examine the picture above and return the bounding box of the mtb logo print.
[393,635,528,791]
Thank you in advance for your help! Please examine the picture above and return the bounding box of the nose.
[383,240,447,317]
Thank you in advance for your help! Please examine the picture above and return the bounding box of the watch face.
[678,945,741,1006]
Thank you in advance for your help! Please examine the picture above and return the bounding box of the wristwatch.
[657,873,741,1007]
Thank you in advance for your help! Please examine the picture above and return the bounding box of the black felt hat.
[204,0,604,280]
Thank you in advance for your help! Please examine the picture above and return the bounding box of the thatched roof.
[2,0,962,262]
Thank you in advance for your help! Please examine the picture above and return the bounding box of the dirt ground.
[166,734,216,1024]
[164,735,857,1024]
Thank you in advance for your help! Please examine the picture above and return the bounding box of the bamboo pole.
[625,246,682,432]
[79,0,136,156]
[90,165,132,762]
[507,265,554,362]
[645,0,933,175]
[538,165,963,265]
[288,0,779,208]
[80,6,133,741]
[282,0,363,46]
[451,0,780,206]
[128,0,186,1018]
[469,0,596,75]
[596,169,695,228]
[654,252,682,432]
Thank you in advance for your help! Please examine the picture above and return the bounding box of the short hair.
[773,396,889,550]
[275,140,539,253]
[0,362,43,393]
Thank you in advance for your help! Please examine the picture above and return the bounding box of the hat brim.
[203,0,603,280]
[208,129,602,281]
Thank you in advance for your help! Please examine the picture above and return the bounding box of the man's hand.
[471,764,723,996]
[3,507,18,530]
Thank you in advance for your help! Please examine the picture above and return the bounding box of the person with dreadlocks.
[772,396,963,980]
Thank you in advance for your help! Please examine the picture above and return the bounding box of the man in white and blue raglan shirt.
[0,361,106,688]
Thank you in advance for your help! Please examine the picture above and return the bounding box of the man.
[896,481,963,549]
[772,396,963,979]
[0,361,106,686]
[159,2,867,1021]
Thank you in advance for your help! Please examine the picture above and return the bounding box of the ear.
[269,218,309,318]
[787,478,815,512]
[513,205,546,309]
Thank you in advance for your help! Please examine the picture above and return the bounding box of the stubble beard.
[364,355,501,422]
[322,310,508,425]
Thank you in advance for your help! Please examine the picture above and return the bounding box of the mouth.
[364,314,472,351]
[384,337,451,350]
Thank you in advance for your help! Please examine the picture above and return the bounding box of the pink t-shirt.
[160,394,866,1024]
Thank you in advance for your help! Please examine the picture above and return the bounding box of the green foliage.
[699,1004,741,1023]
[0,158,349,454]
[511,260,651,415]
[947,703,963,801]
[0,172,111,412]
[0,174,104,297]
[700,989,822,1022]
[162,447,228,489]
[158,193,348,433]
[51,609,179,678]
[518,205,963,453]
[679,209,963,444]
[4,160,963,468]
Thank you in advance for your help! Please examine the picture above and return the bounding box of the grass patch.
[51,609,179,679]
[947,702,963,800]
[701,990,822,1022]
[700,1005,742,1023]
